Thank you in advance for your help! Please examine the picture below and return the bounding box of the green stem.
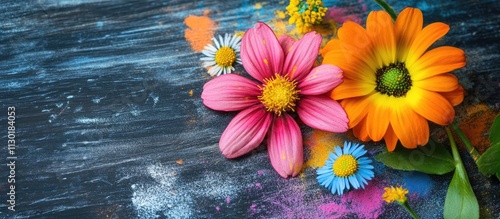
[401,201,420,219]
[374,0,398,21]
[451,122,481,161]
[446,126,462,164]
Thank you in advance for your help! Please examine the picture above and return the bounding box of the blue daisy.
[316,141,374,195]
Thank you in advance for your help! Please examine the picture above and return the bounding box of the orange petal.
[384,124,398,151]
[409,46,466,80]
[352,117,371,142]
[323,49,376,83]
[395,8,423,62]
[367,10,396,66]
[390,103,429,149]
[406,22,450,66]
[440,85,464,106]
[321,38,342,57]
[413,73,459,92]
[337,21,373,53]
[331,79,376,100]
[365,93,393,141]
[338,95,372,127]
[406,87,455,125]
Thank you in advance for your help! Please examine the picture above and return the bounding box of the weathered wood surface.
[0,0,499,218]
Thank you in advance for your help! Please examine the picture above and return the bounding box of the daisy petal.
[395,8,423,62]
[406,22,450,65]
[409,46,466,80]
[440,85,464,106]
[367,10,396,66]
[278,35,295,56]
[331,78,376,100]
[365,94,392,141]
[298,64,343,95]
[339,96,372,128]
[297,96,349,133]
[384,125,398,151]
[241,22,284,82]
[406,87,455,126]
[219,105,272,158]
[349,175,360,189]
[201,74,261,111]
[338,178,346,194]
[352,117,371,142]
[267,114,303,178]
[390,103,429,148]
[283,31,322,81]
[413,73,459,92]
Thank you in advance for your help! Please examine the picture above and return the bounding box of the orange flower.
[321,8,466,151]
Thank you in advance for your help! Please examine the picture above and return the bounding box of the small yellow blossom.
[286,0,328,34]
[382,186,409,203]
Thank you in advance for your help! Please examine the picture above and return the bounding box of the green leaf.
[476,142,500,180]
[489,114,500,143]
[443,164,479,219]
[477,114,500,180]
[375,139,455,175]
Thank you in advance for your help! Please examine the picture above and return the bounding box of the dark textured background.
[1,0,499,218]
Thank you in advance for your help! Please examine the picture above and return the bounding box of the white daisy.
[200,33,242,76]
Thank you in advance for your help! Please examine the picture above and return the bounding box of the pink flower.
[201,22,349,178]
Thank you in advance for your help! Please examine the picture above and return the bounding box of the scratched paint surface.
[0,0,499,218]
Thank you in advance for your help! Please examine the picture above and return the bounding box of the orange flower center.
[333,154,358,177]
[375,62,412,97]
[215,46,237,67]
[258,74,300,116]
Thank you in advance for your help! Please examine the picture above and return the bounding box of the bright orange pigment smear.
[304,130,344,168]
[184,10,217,52]
[458,104,499,153]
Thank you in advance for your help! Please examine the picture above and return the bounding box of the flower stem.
[374,0,398,21]
[451,122,481,161]
[446,126,462,165]
[401,201,420,219]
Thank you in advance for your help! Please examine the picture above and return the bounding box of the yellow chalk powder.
[303,130,343,168]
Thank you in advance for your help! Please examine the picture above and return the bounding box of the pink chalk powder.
[319,179,385,218]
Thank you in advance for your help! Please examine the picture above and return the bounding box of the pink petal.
[267,114,303,178]
[297,96,349,132]
[278,35,295,56]
[282,31,322,81]
[298,64,343,95]
[241,22,284,82]
[219,105,272,158]
[201,74,261,111]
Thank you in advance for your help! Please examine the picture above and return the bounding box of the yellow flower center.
[258,74,300,116]
[215,46,237,67]
[333,154,358,177]
[375,62,412,97]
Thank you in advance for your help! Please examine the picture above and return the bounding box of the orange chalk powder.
[458,104,499,154]
[303,129,344,169]
[184,10,217,52]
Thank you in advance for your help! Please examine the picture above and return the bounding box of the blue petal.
[317,174,328,184]
[351,146,367,158]
[339,177,346,193]
[317,167,333,175]
[355,174,368,188]
[330,177,339,194]
[333,146,343,157]
[345,177,351,190]
[337,179,345,195]
[348,175,360,189]
[343,142,351,154]
[357,158,373,165]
